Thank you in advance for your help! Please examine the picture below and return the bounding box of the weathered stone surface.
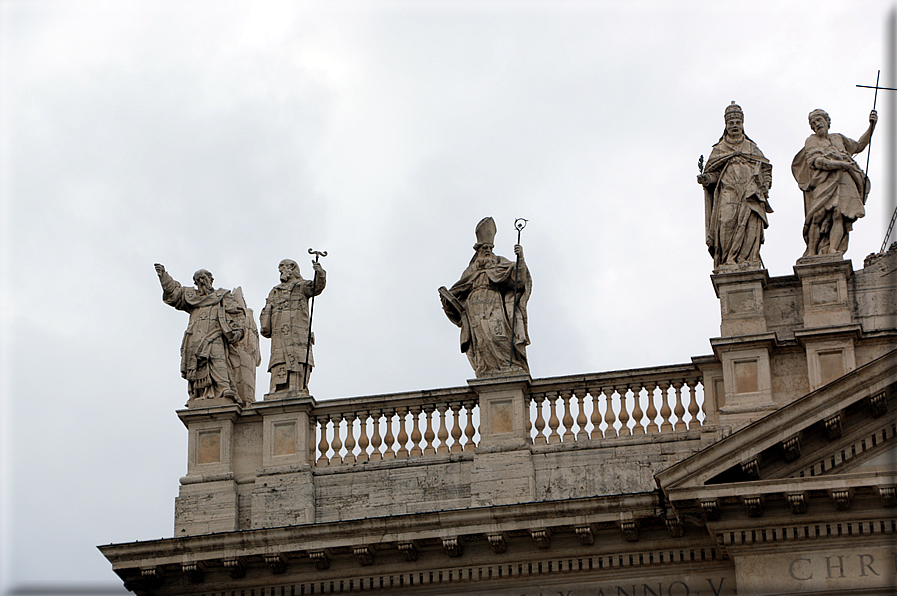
[155,264,259,406]
[698,102,773,272]
[440,217,531,378]
[260,258,326,395]
[792,108,877,258]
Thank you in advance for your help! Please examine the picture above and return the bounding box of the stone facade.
[101,250,897,595]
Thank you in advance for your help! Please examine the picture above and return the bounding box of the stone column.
[175,403,242,536]
[468,374,535,507]
[250,391,316,528]
[793,259,859,392]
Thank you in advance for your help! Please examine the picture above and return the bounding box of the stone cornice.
[99,491,663,570]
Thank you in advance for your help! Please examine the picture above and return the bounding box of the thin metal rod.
[861,71,881,207]
[304,248,327,391]
[508,218,527,368]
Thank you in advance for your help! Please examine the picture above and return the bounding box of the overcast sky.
[1,0,895,591]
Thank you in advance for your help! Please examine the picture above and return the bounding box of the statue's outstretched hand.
[154,263,165,277]
[514,244,524,260]
[870,110,878,127]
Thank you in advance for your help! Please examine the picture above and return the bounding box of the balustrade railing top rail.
[529,363,704,392]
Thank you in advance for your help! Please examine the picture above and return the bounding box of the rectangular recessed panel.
[734,360,759,394]
[274,422,297,456]
[198,430,221,464]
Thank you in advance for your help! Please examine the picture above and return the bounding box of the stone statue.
[698,102,773,271]
[792,108,877,257]
[260,258,326,394]
[440,217,531,378]
[154,264,259,406]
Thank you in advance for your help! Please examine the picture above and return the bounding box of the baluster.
[409,407,423,457]
[423,406,436,455]
[533,394,547,445]
[343,413,357,463]
[574,389,588,441]
[369,411,383,461]
[526,395,533,441]
[464,401,477,451]
[357,411,370,462]
[616,386,631,436]
[316,416,330,465]
[644,382,659,433]
[588,388,601,439]
[631,384,645,435]
[309,418,317,462]
[330,415,344,464]
[687,380,702,429]
[396,407,410,458]
[436,404,450,455]
[659,382,673,432]
[547,392,561,444]
[450,403,463,454]
[673,381,688,432]
[561,390,575,442]
[383,410,396,459]
[603,387,617,438]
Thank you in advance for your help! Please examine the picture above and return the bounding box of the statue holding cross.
[791,108,877,257]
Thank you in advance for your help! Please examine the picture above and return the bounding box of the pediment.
[656,348,897,501]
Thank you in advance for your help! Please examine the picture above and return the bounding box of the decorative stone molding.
[879,486,896,508]
[531,529,551,549]
[742,496,763,518]
[264,554,286,574]
[619,521,639,542]
[309,550,330,570]
[140,567,161,578]
[487,533,507,554]
[442,537,464,557]
[701,500,721,521]
[181,563,203,584]
[782,435,801,462]
[870,391,888,417]
[741,456,760,480]
[665,517,684,538]
[787,493,807,514]
[398,542,418,562]
[824,413,843,439]
[354,546,373,566]
[576,525,594,545]
[222,559,245,579]
[831,490,851,511]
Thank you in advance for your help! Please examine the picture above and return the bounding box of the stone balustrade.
[309,364,706,465]
[528,365,706,442]
[311,386,479,465]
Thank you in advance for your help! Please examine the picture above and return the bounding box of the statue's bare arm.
[854,110,877,154]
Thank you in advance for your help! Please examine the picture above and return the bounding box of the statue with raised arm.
[440,217,531,378]
[154,264,259,406]
[698,102,773,271]
[792,108,877,257]
[260,258,326,394]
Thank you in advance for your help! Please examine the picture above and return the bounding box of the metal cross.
[857,71,897,253]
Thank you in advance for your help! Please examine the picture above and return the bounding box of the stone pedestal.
[794,258,853,329]
[711,335,778,430]
[793,259,859,392]
[711,268,770,338]
[469,375,535,506]
[710,269,778,430]
[175,403,242,535]
[250,392,316,528]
